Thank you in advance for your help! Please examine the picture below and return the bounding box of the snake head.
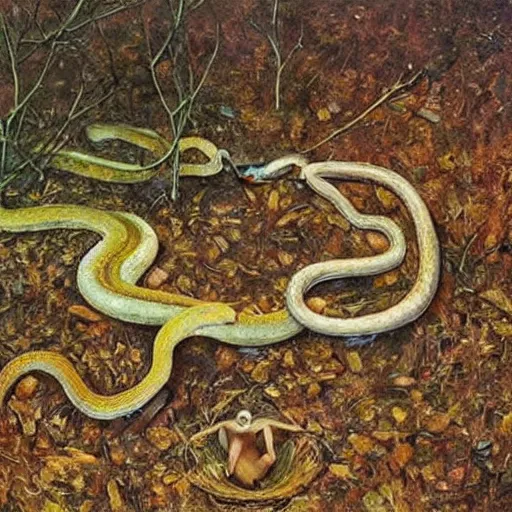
[237,164,271,183]
[239,155,309,183]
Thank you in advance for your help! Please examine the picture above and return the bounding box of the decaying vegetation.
[0,0,512,510]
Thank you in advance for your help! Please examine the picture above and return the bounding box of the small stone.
[366,232,390,252]
[327,213,351,232]
[348,433,375,455]
[372,431,406,442]
[425,413,451,433]
[251,360,272,383]
[317,108,331,121]
[392,376,417,387]
[146,427,180,451]
[391,443,414,468]
[306,297,327,314]
[276,210,306,228]
[145,267,169,289]
[68,304,102,322]
[15,376,39,400]
[107,479,125,512]
[391,406,408,424]
[329,463,356,480]
[346,351,363,373]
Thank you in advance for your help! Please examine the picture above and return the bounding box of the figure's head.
[236,410,252,429]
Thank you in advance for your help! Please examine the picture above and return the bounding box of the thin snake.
[0,124,440,419]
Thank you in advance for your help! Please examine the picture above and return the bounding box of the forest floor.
[1,0,512,510]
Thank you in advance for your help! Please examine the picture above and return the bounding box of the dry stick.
[1,16,19,108]
[149,0,185,122]
[18,1,144,64]
[35,86,115,169]
[251,0,303,111]
[146,10,220,199]
[20,0,143,44]
[170,22,220,200]
[302,70,425,153]
[0,0,127,191]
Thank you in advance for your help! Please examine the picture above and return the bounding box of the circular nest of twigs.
[187,436,323,503]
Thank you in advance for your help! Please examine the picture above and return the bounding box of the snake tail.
[0,305,235,420]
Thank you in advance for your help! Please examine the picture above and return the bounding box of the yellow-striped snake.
[0,124,440,420]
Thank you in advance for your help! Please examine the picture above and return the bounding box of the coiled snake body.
[0,125,440,419]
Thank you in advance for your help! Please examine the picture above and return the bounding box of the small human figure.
[190,410,303,488]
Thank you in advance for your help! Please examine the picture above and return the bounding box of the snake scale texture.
[0,124,440,419]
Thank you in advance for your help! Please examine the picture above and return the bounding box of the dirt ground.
[1,0,512,510]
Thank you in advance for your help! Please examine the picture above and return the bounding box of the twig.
[458,231,479,274]
[274,23,303,110]
[0,0,139,197]
[145,1,220,199]
[250,0,303,110]
[1,16,19,108]
[148,0,185,123]
[18,1,144,64]
[302,69,426,153]
[20,0,144,44]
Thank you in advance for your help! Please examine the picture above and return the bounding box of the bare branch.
[302,70,426,153]
[1,16,19,107]
[250,1,303,110]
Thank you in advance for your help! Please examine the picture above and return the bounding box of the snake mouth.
[220,152,268,183]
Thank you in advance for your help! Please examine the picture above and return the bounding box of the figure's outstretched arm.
[189,420,231,444]
[251,418,304,433]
